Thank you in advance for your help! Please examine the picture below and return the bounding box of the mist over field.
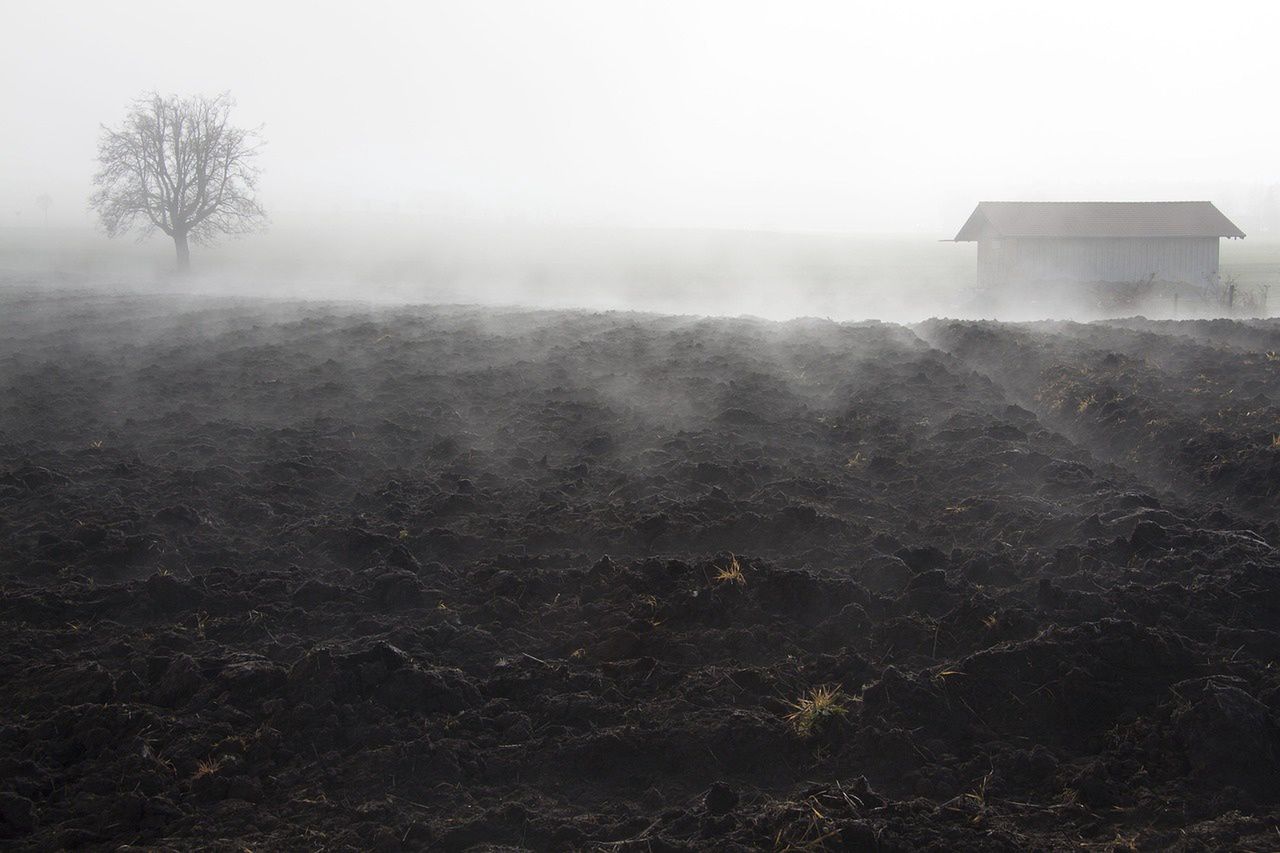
[5,2,1280,851]
[4,1,1280,322]
[0,221,978,320]
[4,221,1280,322]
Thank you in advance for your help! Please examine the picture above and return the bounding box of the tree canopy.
[91,92,266,270]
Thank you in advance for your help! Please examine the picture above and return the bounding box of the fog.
[4,1,1280,318]
[0,222,981,320]
[8,6,1280,845]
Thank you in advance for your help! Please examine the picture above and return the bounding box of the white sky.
[3,0,1280,233]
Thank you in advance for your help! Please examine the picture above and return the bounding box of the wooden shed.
[953,201,1245,292]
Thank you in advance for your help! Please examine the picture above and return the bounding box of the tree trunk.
[174,232,191,272]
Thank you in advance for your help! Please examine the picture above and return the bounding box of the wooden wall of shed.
[977,237,1220,289]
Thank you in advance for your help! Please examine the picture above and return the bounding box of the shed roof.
[953,201,1245,241]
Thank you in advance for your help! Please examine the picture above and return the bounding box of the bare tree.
[91,93,265,271]
[36,193,52,227]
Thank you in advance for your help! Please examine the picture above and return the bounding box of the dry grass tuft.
[786,685,849,736]
[192,758,222,780]
[714,555,746,586]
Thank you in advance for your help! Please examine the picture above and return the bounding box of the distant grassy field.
[1221,238,1280,290]
[0,225,976,320]
[2,226,1276,318]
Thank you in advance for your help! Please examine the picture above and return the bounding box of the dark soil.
[2,288,1279,851]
